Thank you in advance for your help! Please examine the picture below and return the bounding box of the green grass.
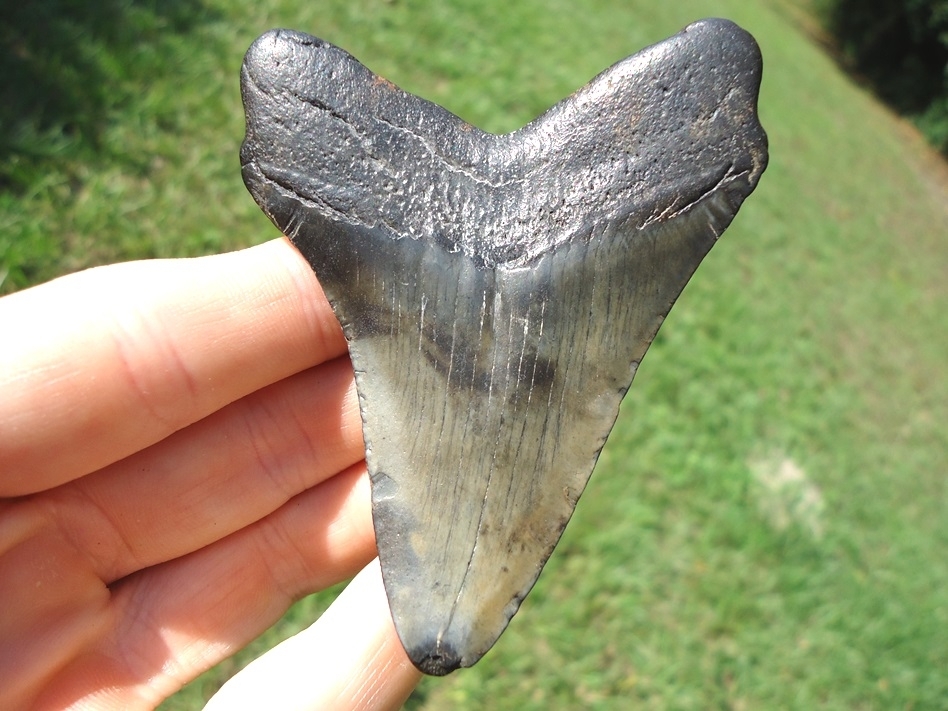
[4,0,947,709]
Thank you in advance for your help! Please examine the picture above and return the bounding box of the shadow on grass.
[0,0,219,192]
[820,0,948,154]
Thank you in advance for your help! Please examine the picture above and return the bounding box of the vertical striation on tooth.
[240,18,768,675]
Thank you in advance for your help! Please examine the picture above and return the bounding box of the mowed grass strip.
[2,1,945,709]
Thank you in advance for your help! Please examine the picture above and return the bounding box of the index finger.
[0,238,345,496]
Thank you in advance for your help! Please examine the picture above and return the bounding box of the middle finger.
[29,355,364,584]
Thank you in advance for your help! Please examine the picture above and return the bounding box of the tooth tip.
[408,641,465,676]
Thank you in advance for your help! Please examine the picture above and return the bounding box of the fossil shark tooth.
[240,18,767,675]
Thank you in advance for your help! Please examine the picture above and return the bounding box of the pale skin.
[0,238,422,710]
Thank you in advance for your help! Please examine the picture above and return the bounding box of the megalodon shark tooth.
[239,18,767,675]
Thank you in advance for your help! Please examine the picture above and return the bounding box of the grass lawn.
[3,0,947,709]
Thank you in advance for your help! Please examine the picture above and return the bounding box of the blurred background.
[2,0,946,708]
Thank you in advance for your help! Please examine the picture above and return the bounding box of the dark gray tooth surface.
[240,18,767,676]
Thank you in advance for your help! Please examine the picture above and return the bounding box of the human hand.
[0,238,422,710]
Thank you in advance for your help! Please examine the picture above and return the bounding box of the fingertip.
[205,559,421,711]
